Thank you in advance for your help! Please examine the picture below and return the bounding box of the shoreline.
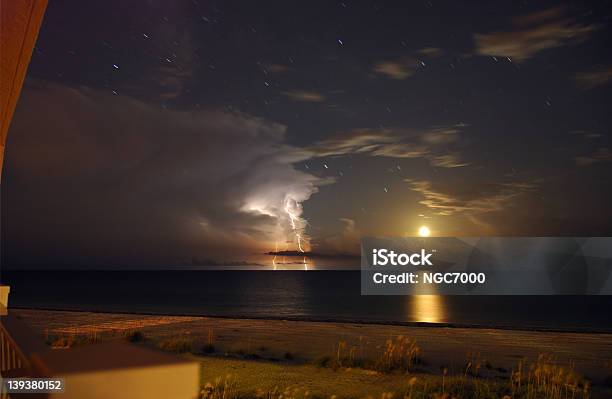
[11,305,612,334]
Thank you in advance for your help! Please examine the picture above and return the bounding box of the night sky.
[3,1,612,268]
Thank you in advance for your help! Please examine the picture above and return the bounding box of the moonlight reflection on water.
[411,295,446,323]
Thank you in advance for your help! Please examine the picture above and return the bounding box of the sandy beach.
[12,308,612,398]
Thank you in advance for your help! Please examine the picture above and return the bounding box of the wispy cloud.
[303,126,469,168]
[369,143,428,158]
[474,7,597,61]
[405,179,535,216]
[416,47,444,57]
[282,90,326,102]
[306,129,399,157]
[421,127,461,145]
[570,130,603,139]
[574,66,612,89]
[429,154,468,168]
[373,59,415,80]
[266,63,291,73]
[574,147,612,166]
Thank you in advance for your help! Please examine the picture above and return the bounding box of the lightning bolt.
[283,197,309,270]
[284,199,305,253]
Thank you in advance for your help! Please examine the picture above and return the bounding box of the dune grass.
[190,334,599,399]
[196,354,598,399]
[325,336,423,373]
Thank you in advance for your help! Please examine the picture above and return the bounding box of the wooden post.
[0,0,49,180]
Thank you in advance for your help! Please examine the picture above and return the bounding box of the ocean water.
[2,270,611,331]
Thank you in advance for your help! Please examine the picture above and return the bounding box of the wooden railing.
[0,309,200,398]
[1,315,31,399]
[1,321,29,373]
[0,312,49,399]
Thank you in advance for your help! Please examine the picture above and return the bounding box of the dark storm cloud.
[4,83,474,266]
[474,7,598,61]
[5,82,326,265]
[313,218,361,255]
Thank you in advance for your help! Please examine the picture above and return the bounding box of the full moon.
[418,225,431,237]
